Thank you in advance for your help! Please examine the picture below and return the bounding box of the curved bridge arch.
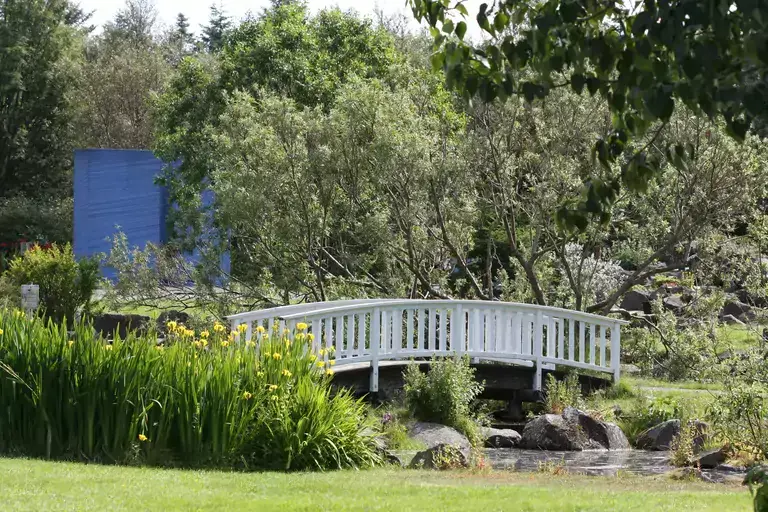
[227,300,628,392]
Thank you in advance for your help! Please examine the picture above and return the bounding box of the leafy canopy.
[409,0,768,230]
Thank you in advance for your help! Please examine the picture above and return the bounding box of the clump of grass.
[544,373,584,414]
[0,311,380,470]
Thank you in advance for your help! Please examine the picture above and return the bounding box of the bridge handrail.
[274,299,629,326]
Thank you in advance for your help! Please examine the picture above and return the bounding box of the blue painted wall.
[74,149,229,281]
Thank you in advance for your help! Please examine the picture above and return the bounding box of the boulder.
[690,447,727,469]
[92,313,150,339]
[408,422,471,452]
[620,289,652,312]
[482,427,521,448]
[520,414,582,450]
[662,295,685,315]
[721,300,756,322]
[636,420,708,451]
[562,407,630,450]
[519,409,629,451]
[409,443,468,470]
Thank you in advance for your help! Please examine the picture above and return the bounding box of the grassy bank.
[0,458,751,511]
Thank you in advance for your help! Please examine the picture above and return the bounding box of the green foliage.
[0,312,379,470]
[409,0,768,229]
[669,421,698,467]
[2,244,100,324]
[403,356,483,443]
[745,465,768,512]
[0,0,80,202]
[544,373,584,414]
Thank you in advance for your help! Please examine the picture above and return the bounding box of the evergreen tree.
[170,12,194,50]
[201,4,230,53]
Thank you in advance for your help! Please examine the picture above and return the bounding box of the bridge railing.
[228,300,628,392]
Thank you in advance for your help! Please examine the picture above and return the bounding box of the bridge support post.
[611,321,621,383]
[533,310,543,391]
[370,307,380,393]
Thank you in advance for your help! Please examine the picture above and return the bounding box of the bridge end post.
[611,321,621,384]
[533,310,543,391]
[370,307,381,393]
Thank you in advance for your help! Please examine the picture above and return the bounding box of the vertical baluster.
[599,324,606,367]
[557,318,564,360]
[455,305,465,354]
[392,309,402,356]
[324,317,332,361]
[568,318,575,362]
[500,309,510,354]
[471,309,480,355]
[590,323,596,365]
[579,321,586,363]
[483,309,491,354]
[428,309,437,351]
[513,311,522,354]
[406,309,414,352]
[335,316,343,357]
[439,308,447,352]
[547,316,555,357]
[357,312,366,357]
[381,310,389,355]
[346,314,355,359]
[523,314,531,355]
[417,308,425,351]
[312,319,321,354]
[245,321,252,345]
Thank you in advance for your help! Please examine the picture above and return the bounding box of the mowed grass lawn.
[0,458,752,511]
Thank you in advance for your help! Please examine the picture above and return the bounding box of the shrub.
[0,312,379,470]
[617,395,684,445]
[2,244,100,324]
[544,373,584,414]
[403,356,483,443]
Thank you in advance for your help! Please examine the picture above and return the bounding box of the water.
[484,448,672,476]
[396,448,746,481]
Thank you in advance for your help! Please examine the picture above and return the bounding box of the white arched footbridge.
[227,300,628,392]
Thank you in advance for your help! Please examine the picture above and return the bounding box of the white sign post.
[21,284,40,317]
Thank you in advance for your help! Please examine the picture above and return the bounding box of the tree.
[170,13,194,50]
[73,1,171,149]
[0,0,81,214]
[408,0,768,229]
[103,0,157,47]
[201,3,231,53]
[154,4,400,253]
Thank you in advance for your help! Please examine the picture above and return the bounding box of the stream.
[396,448,746,481]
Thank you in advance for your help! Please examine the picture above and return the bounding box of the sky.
[76,0,484,37]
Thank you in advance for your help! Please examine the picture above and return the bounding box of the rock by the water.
[520,409,628,451]
[562,407,630,450]
[520,414,582,451]
[690,448,727,469]
[409,443,468,469]
[482,427,521,448]
[636,420,708,451]
[408,422,471,452]
[620,289,652,312]
[92,313,150,339]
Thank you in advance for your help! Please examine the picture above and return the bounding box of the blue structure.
[74,149,228,280]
